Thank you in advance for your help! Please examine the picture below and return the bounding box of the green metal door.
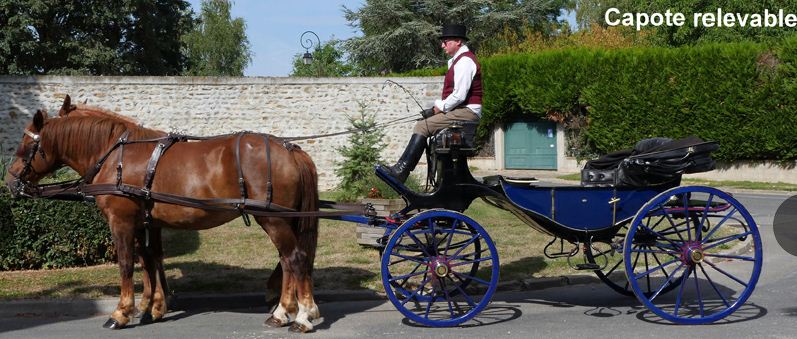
[504,121,557,169]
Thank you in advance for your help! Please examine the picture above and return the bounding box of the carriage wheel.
[381,209,499,327]
[624,186,762,324]
[585,221,681,297]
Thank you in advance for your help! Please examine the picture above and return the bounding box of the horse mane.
[45,115,165,161]
[70,104,142,126]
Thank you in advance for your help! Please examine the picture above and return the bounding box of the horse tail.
[290,148,319,267]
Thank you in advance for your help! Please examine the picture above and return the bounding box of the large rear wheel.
[624,186,763,324]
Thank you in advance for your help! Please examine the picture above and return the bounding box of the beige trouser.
[412,107,480,137]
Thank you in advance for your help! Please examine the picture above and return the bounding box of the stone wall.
[0,76,443,190]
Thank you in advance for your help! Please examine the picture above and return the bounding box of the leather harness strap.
[17,131,368,226]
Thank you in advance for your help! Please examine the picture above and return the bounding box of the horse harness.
[10,130,370,247]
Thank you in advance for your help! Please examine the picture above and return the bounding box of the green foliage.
[334,106,386,202]
[0,189,113,271]
[577,0,797,46]
[480,37,797,161]
[291,39,353,77]
[182,0,251,76]
[0,0,195,75]
[343,0,571,75]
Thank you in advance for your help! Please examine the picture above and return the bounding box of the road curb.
[0,274,604,318]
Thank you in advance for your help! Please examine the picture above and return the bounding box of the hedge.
[0,187,114,270]
[480,36,797,161]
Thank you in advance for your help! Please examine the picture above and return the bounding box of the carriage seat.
[429,121,479,157]
[581,136,719,187]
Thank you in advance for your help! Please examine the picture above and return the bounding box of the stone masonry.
[0,76,444,190]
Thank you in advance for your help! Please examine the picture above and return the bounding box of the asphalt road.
[1,192,796,338]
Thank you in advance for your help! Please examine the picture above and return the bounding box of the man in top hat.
[384,23,482,183]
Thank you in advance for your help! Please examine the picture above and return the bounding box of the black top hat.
[438,24,469,41]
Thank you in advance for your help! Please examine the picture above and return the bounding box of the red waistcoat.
[441,51,482,105]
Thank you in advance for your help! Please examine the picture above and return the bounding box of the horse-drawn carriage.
[4,99,762,331]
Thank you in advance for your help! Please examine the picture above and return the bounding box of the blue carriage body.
[499,181,667,231]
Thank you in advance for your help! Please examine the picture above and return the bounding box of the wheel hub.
[430,256,450,277]
[681,241,704,265]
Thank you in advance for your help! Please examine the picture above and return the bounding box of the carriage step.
[575,263,601,270]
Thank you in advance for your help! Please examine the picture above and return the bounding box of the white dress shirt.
[434,45,482,117]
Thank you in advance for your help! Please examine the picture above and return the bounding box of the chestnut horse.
[4,103,320,332]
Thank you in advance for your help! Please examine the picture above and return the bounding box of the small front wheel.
[381,209,500,327]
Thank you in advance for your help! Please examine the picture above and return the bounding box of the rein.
[10,130,371,222]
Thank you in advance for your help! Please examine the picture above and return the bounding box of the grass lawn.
[0,199,579,300]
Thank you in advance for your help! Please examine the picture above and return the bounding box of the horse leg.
[148,228,169,323]
[135,230,155,320]
[138,228,168,324]
[266,262,282,306]
[289,216,319,333]
[258,217,299,328]
[104,218,138,329]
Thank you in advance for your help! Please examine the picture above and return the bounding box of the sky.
[185,0,576,77]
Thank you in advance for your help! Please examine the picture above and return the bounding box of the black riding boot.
[387,134,427,183]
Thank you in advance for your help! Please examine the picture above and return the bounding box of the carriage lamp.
[300,31,320,65]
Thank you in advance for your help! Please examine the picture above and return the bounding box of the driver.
[384,23,482,183]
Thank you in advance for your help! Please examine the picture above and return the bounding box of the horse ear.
[59,95,72,117]
[33,109,48,131]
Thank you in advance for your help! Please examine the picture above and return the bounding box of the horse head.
[4,109,62,196]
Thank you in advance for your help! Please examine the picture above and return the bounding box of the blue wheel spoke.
[703,231,753,251]
[440,278,455,318]
[390,270,428,283]
[450,256,493,267]
[405,231,433,257]
[452,271,490,286]
[698,263,731,308]
[698,194,715,238]
[450,234,481,259]
[701,207,739,244]
[693,266,704,317]
[634,257,680,280]
[452,278,477,307]
[682,193,692,242]
[704,260,749,287]
[631,248,679,255]
[649,263,685,302]
[424,295,435,319]
[703,253,755,261]
[673,266,692,316]
[389,252,427,265]
[400,275,433,306]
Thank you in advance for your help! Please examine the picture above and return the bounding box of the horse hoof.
[289,322,312,333]
[139,312,154,324]
[264,316,285,328]
[102,318,124,330]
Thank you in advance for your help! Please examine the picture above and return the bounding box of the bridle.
[7,129,47,197]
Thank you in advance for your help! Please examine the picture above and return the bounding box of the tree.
[182,0,251,76]
[342,0,572,75]
[576,0,797,46]
[0,0,194,75]
[290,39,352,77]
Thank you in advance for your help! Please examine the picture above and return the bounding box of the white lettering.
[750,14,762,27]
[701,12,716,27]
[651,13,664,26]
[787,14,797,27]
[765,9,778,27]
[605,8,621,26]
[723,12,736,27]
[737,13,749,27]
[673,12,686,26]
